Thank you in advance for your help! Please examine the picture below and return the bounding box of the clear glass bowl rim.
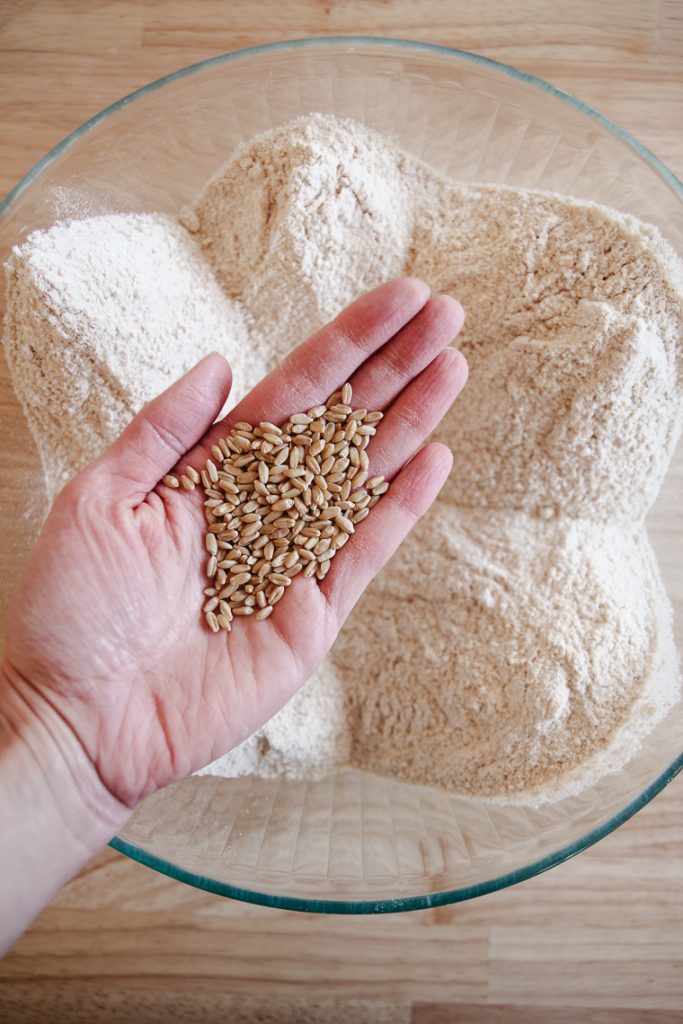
[3,35,682,913]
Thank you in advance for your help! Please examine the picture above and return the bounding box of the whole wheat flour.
[334,510,679,802]
[4,113,683,803]
[4,213,250,499]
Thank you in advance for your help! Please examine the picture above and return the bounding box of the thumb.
[88,353,232,504]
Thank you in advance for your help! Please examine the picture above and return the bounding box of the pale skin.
[0,278,467,953]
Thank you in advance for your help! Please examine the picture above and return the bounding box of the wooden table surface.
[1,2,682,1022]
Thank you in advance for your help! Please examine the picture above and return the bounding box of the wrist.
[0,659,130,952]
[0,659,129,856]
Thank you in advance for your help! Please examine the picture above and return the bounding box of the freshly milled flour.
[4,114,683,803]
[4,214,249,498]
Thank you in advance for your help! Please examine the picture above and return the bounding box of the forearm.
[0,663,128,954]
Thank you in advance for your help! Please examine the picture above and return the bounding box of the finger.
[86,353,232,504]
[320,442,453,624]
[349,293,465,412]
[236,277,430,422]
[186,278,430,466]
[364,346,468,482]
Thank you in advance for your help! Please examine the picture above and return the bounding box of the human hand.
[1,279,466,816]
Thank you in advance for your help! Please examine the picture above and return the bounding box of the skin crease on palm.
[1,278,467,819]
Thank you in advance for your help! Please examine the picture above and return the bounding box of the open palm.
[3,279,466,810]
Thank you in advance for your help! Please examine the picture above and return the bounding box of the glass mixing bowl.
[1,38,681,913]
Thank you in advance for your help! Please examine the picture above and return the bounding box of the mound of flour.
[3,213,249,498]
[4,113,683,802]
[334,510,679,802]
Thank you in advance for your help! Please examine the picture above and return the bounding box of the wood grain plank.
[0,984,412,1024]
[1,0,143,52]
[2,909,488,1002]
[490,955,683,1011]
[1,2,682,197]
[660,0,683,68]
[412,1004,683,1023]
[139,0,661,62]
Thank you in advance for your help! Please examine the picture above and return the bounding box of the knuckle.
[279,351,322,407]
[331,312,370,355]
[52,471,97,521]
[140,415,186,460]
[390,400,422,433]
[386,487,420,526]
